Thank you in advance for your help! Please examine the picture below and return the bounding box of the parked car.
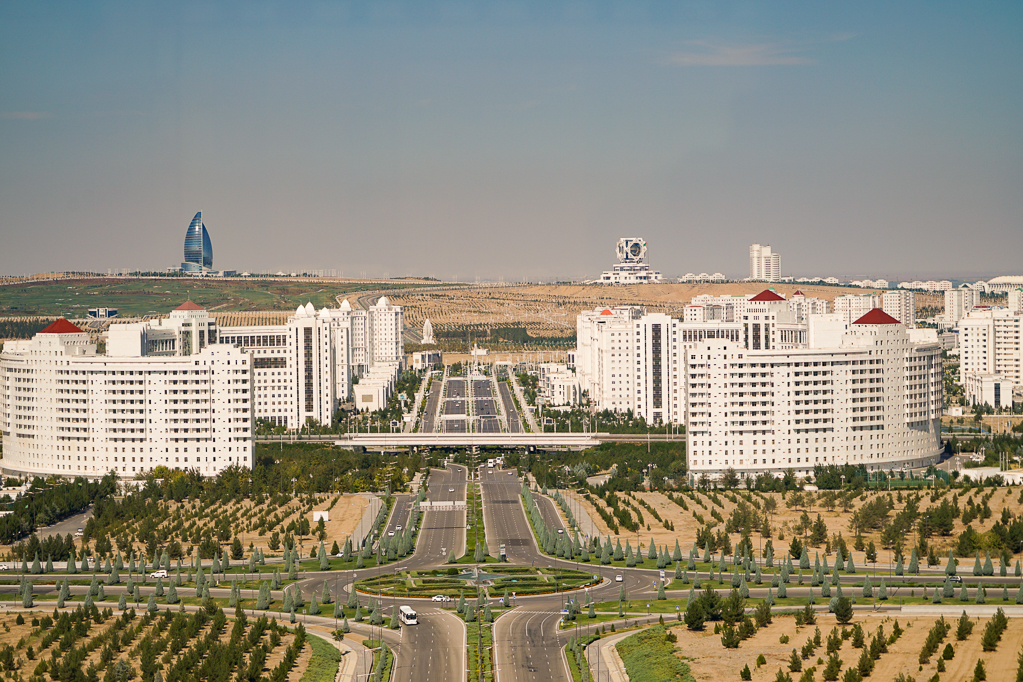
[150,570,168,579]
[75,528,84,537]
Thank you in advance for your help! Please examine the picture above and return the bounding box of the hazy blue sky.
[2,1,1021,281]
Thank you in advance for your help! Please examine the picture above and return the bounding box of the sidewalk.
[584,622,658,682]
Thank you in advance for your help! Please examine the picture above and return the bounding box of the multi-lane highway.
[497,381,522,433]
[444,379,467,433]
[420,378,443,433]
[481,467,653,682]
[472,379,501,433]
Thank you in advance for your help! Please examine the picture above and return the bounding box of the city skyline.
[1,1,1021,280]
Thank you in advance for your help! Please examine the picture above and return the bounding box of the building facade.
[944,288,981,326]
[600,238,663,284]
[0,319,253,480]
[957,307,1023,406]
[181,211,213,273]
[749,243,781,282]
[218,297,403,428]
[685,309,943,481]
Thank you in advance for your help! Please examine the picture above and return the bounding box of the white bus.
[398,605,418,625]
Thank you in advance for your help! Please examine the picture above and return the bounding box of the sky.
[1,1,1021,282]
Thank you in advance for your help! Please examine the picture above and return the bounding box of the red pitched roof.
[793,290,804,296]
[852,308,901,325]
[174,300,205,311]
[750,289,785,302]
[600,309,612,316]
[39,318,84,334]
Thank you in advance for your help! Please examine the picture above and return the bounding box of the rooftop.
[852,308,901,325]
[39,318,84,334]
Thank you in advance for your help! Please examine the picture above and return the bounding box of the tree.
[684,599,706,630]
[788,649,802,672]
[822,652,842,681]
[833,596,853,624]
[231,537,244,561]
[720,623,740,649]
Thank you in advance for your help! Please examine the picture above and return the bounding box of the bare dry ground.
[391,282,938,340]
[563,487,1022,568]
[672,613,1023,682]
[2,493,370,558]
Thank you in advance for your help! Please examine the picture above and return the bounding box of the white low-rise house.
[537,363,580,407]
[686,309,944,481]
[0,318,253,480]
[353,362,401,412]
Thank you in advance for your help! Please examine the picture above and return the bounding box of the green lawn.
[0,277,431,318]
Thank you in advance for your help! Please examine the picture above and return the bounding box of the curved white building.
[0,318,253,480]
[686,309,944,481]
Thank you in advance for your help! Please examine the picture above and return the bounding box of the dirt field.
[391,282,938,340]
[563,487,1022,568]
[672,612,1023,682]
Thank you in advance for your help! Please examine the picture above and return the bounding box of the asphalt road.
[383,494,413,542]
[35,507,93,542]
[443,378,467,434]
[497,382,522,433]
[420,382,443,433]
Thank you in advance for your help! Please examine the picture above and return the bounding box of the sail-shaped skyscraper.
[181,211,213,272]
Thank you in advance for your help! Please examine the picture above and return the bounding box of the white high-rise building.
[218,297,403,428]
[957,307,1023,406]
[0,318,253,480]
[881,290,916,327]
[749,244,782,282]
[577,289,818,424]
[1008,288,1023,314]
[686,309,943,481]
[944,288,981,326]
[833,294,881,324]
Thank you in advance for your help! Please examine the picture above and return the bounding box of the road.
[420,380,443,433]
[443,378,467,434]
[473,379,501,433]
[497,381,522,433]
[383,494,413,541]
[35,507,93,542]
[480,467,649,682]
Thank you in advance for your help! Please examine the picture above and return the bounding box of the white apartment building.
[686,309,944,481]
[1009,288,1023,314]
[944,288,981,326]
[964,374,1014,410]
[0,318,253,480]
[218,297,404,428]
[575,306,685,423]
[957,307,1023,406]
[537,363,580,407]
[881,290,916,327]
[834,291,915,327]
[833,294,880,325]
[749,244,782,282]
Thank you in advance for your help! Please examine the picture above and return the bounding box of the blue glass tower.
[182,211,213,272]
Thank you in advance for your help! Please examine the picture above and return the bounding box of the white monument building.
[600,238,663,284]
